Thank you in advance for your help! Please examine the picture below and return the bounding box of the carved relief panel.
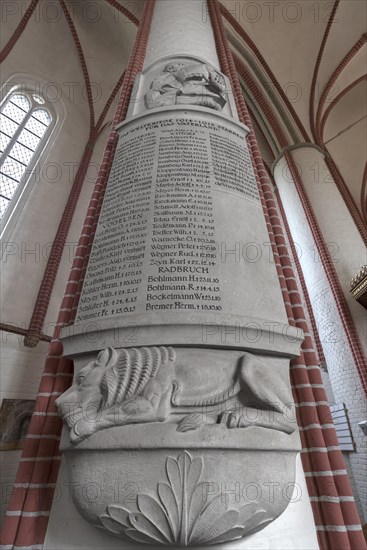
[57,346,299,546]
[126,56,237,119]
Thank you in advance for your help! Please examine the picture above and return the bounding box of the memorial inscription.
[76,112,259,324]
[58,48,304,549]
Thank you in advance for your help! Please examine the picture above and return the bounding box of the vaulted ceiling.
[222,0,366,221]
[1,0,366,219]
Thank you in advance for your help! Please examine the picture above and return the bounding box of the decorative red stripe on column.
[24,145,94,348]
[233,41,367,397]
[25,72,127,345]
[246,114,326,367]
[233,52,288,149]
[96,70,126,134]
[246,104,276,162]
[274,183,327,366]
[25,0,99,347]
[69,1,156,321]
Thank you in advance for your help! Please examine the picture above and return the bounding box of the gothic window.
[0,91,53,224]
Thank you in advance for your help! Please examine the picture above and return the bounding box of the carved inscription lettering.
[76,114,259,322]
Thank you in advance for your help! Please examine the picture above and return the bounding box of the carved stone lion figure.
[145,61,227,111]
[56,347,296,444]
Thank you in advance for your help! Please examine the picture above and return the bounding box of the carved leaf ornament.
[100,451,272,545]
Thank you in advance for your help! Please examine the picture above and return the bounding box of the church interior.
[0,1,366,548]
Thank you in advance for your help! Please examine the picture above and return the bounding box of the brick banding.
[315,34,367,144]
[0,322,51,342]
[219,2,310,143]
[320,74,367,139]
[361,163,367,223]
[59,0,95,131]
[104,0,139,27]
[233,41,367,397]
[309,0,340,142]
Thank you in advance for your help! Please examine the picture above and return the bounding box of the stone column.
[274,144,367,522]
[48,2,318,548]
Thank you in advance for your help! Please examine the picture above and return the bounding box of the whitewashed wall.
[274,152,367,522]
